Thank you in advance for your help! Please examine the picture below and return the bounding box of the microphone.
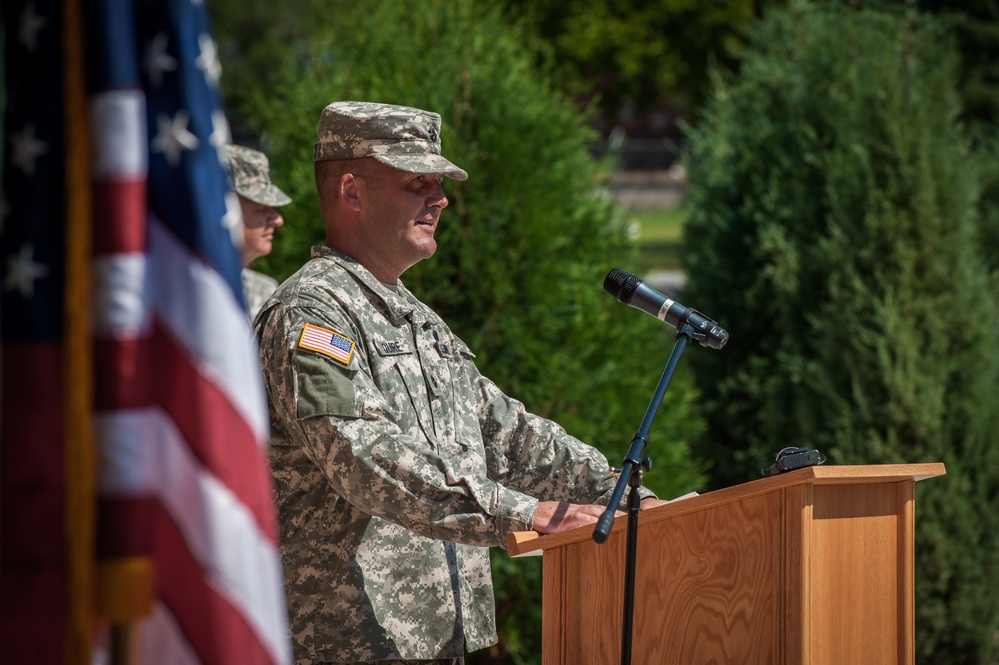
[603,268,729,350]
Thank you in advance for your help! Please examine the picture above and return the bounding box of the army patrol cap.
[313,101,468,181]
[221,144,293,207]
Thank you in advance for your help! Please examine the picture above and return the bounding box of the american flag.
[1,1,292,664]
[298,323,355,365]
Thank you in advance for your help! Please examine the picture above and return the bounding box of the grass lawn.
[627,206,689,273]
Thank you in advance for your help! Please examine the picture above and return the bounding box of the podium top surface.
[506,462,945,556]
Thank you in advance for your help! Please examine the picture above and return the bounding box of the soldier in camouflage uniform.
[221,144,293,320]
[253,102,665,665]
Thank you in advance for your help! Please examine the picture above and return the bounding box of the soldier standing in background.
[221,143,293,319]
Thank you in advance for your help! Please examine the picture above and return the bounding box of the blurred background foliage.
[210,0,999,662]
[682,6,999,661]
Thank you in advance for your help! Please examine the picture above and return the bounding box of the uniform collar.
[310,245,427,323]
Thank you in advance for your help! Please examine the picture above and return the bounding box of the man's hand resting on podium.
[532,495,689,534]
[533,501,622,534]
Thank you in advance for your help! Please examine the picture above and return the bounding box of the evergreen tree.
[682,5,999,662]
[211,2,709,662]
[816,0,999,276]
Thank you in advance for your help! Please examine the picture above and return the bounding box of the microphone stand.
[592,322,697,665]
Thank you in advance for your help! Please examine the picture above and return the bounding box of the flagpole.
[63,0,96,662]
[110,623,137,665]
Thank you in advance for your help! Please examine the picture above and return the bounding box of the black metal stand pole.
[592,323,696,665]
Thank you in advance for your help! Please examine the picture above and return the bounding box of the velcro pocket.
[294,349,358,418]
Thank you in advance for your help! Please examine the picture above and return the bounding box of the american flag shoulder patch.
[298,323,356,365]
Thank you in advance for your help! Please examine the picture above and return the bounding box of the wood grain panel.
[809,484,900,665]
[545,492,782,664]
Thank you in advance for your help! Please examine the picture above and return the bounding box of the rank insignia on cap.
[298,323,355,365]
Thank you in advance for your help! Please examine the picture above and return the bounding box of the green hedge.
[683,5,999,663]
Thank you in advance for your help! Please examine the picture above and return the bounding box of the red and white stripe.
[90,87,290,665]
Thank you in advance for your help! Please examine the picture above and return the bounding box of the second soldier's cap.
[221,144,293,207]
[313,101,468,181]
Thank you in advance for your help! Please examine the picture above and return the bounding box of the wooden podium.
[507,463,945,665]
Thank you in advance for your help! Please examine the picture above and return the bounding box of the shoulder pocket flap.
[294,347,358,418]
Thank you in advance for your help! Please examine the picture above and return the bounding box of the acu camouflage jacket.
[254,246,649,663]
